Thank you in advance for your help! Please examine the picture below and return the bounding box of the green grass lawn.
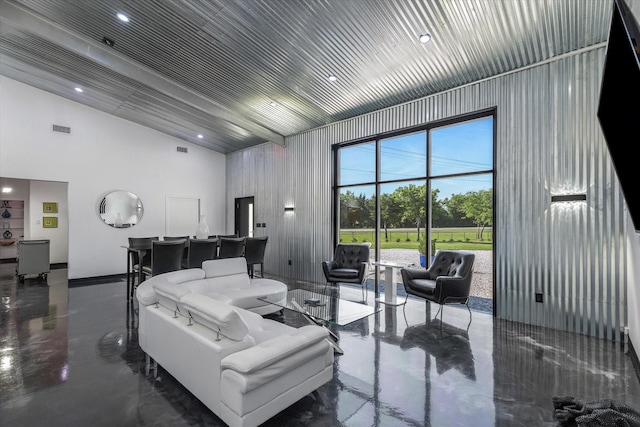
[339,228,493,251]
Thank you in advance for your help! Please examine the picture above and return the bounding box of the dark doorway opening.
[234,197,254,237]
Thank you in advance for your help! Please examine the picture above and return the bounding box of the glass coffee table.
[259,288,380,354]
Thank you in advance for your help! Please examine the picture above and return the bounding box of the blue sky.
[339,116,493,199]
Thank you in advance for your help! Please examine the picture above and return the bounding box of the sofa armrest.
[435,275,470,300]
[221,325,328,374]
[358,261,369,278]
[322,260,337,279]
[220,325,330,393]
[401,267,434,282]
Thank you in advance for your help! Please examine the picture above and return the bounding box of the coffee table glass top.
[259,288,380,326]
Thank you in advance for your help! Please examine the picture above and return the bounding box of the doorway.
[234,197,254,237]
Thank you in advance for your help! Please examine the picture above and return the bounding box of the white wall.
[0,76,227,279]
[29,180,68,264]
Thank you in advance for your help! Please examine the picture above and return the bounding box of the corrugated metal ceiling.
[0,0,612,153]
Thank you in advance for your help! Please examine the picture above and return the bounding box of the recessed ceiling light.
[328,74,337,82]
[74,87,83,93]
[419,33,432,44]
[269,101,277,107]
[117,13,129,22]
[197,134,203,139]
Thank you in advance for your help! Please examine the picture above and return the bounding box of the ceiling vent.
[52,124,71,134]
[177,146,188,153]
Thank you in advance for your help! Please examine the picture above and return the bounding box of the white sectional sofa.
[135,257,334,427]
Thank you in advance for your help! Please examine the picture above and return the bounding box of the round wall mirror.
[98,191,143,228]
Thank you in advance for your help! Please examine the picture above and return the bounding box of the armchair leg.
[323,282,338,295]
[434,304,443,320]
[360,280,368,304]
[435,300,472,324]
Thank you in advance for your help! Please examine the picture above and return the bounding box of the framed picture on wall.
[43,202,58,213]
[43,217,58,228]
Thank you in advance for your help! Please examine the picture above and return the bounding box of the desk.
[122,245,150,301]
[371,260,406,306]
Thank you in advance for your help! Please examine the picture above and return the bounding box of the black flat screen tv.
[597,0,640,233]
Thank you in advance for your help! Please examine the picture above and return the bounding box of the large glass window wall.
[334,112,494,303]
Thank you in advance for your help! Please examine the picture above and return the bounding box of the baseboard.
[628,339,640,384]
[69,273,126,288]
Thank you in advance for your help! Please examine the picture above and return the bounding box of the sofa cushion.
[237,308,295,344]
[136,269,205,306]
[180,293,249,341]
[180,278,214,294]
[201,257,251,290]
[405,278,437,296]
[202,257,247,278]
[150,278,192,316]
[220,325,329,374]
[213,278,287,311]
[154,278,191,303]
[155,268,206,283]
[327,268,359,279]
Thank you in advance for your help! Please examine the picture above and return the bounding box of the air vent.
[177,146,188,153]
[52,125,71,134]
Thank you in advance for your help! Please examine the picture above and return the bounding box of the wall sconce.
[284,206,295,212]
[551,194,587,203]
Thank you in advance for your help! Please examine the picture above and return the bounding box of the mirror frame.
[98,191,144,228]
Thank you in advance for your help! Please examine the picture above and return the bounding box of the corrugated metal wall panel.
[493,319,631,413]
[227,46,628,341]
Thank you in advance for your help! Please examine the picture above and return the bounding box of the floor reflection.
[1,269,68,401]
[1,264,639,426]
[401,317,476,381]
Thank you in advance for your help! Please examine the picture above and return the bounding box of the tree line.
[340,184,493,240]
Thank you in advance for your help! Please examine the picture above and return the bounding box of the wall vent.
[177,146,188,153]
[52,124,71,134]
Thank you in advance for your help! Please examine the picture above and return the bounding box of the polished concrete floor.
[1,264,639,427]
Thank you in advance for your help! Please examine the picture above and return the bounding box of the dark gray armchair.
[400,250,475,320]
[322,243,371,302]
